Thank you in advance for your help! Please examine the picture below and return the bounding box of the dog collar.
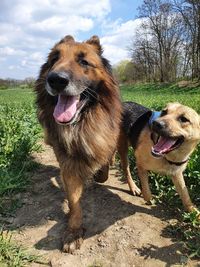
[165,158,188,166]
[149,111,162,126]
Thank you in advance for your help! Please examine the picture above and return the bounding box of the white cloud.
[103,44,129,65]
[21,60,27,67]
[0,0,142,78]
[0,46,26,56]
[8,65,16,70]
[101,18,143,64]
[0,0,111,78]
[29,15,94,36]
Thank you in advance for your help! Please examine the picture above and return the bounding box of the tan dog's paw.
[129,183,141,196]
[186,206,200,221]
[185,204,198,213]
[62,227,84,253]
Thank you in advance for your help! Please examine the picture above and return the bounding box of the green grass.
[0,88,35,105]
[0,103,41,210]
[120,82,200,259]
[0,87,42,266]
[121,83,200,112]
[1,84,200,262]
[0,230,46,267]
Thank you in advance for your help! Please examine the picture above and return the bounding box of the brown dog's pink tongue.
[53,95,79,123]
[153,136,177,154]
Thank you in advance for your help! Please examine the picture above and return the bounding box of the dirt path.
[10,144,199,267]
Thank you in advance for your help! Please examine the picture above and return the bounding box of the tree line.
[114,0,200,83]
[0,77,35,90]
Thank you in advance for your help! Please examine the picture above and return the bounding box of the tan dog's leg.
[118,133,141,195]
[61,170,84,253]
[137,164,152,202]
[110,151,116,166]
[171,173,195,212]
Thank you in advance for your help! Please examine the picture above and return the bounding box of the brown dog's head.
[151,102,200,158]
[37,35,114,125]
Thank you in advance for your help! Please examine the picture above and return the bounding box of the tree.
[113,60,131,83]
[134,0,184,82]
[174,0,200,80]
[24,77,35,88]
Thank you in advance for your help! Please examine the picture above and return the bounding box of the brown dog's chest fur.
[49,105,120,179]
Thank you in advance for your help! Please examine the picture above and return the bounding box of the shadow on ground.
[8,159,186,266]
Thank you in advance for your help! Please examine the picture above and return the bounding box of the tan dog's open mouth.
[151,135,184,158]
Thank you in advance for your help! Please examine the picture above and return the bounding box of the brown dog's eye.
[179,115,190,123]
[50,51,60,65]
[79,59,89,67]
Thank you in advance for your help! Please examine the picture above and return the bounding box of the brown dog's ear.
[86,35,102,55]
[59,35,75,44]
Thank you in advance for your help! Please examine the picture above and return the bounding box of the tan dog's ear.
[86,35,102,55]
[199,115,200,128]
[59,35,75,44]
[198,115,200,139]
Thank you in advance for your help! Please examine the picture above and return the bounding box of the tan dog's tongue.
[153,136,177,154]
[53,95,79,123]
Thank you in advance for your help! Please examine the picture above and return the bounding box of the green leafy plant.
[0,230,47,267]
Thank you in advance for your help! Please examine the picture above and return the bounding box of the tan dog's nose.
[152,120,166,131]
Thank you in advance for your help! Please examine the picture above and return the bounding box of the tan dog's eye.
[179,115,190,123]
[161,109,167,116]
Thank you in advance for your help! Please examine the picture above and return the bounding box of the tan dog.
[117,101,200,213]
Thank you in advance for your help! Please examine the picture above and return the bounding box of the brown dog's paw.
[94,165,109,183]
[62,227,84,254]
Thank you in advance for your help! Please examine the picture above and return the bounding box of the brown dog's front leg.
[172,172,195,212]
[61,170,84,253]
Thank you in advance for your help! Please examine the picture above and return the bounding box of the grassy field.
[0,88,35,105]
[0,88,42,266]
[0,83,200,264]
[121,83,200,112]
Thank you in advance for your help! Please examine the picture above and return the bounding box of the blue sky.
[0,0,143,79]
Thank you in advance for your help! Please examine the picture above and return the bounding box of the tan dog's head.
[151,102,200,158]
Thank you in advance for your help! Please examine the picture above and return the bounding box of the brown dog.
[35,35,122,253]
[117,101,200,213]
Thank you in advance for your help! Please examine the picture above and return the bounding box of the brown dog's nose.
[152,120,166,131]
[47,72,69,92]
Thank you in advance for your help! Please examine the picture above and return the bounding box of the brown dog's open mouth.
[53,94,86,125]
[151,136,184,158]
